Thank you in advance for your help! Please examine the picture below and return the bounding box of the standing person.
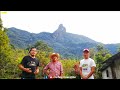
[79,48,96,79]
[18,47,40,79]
[43,53,63,79]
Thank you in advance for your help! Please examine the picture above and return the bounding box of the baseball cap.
[83,48,89,52]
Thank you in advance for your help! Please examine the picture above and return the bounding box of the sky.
[1,11,120,44]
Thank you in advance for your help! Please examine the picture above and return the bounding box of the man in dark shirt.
[18,47,40,79]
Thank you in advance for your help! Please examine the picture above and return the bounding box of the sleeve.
[44,63,50,70]
[91,60,96,67]
[20,56,26,65]
[79,60,82,67]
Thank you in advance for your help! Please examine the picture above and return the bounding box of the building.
[100,52,120,79]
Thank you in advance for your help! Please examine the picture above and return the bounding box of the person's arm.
[34,60,40,75]
[80,67,86,79]
[18,64,32,73]
[86,60,96,79]
[86,66,95,79]
[60,63,63,76]
[18,57,32,73]
[43,64,49,76]
[76,63,80,75]
[34,66,39,75]
[79,60,85,79]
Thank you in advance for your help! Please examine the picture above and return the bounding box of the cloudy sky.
[1,11,120,44]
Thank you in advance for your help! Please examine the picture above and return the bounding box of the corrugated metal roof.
[99,52,120,71]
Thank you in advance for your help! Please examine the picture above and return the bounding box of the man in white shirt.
[79,48,96,79]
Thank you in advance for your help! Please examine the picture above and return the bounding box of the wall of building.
[114,59,120,79]
[102,67,113,79]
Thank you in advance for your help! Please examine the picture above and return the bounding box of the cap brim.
[83,50,89,52]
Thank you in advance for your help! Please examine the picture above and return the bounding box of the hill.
[6,24,119,58]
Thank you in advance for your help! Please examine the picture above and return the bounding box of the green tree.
[94,44,112,79]
[89,47,96,59]
[0,16,15,78]
[0,16,3,30]
[61,59,78,77]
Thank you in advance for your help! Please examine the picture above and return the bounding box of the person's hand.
[82,77,88,79]
[24,68,32,73]
[82,76,88,79]
[34,69,39,75]
[46,70,50,76]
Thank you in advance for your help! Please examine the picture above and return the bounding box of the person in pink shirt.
[43,53,63,79]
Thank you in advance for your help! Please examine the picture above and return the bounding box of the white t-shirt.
[79,58,96,79]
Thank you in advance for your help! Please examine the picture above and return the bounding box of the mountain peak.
[53,24,66,34]
[52,24,66,38]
